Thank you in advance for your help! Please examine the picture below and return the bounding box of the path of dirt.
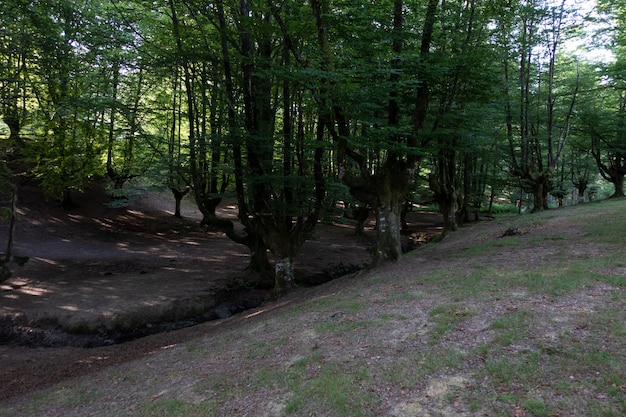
[0,183,443,399]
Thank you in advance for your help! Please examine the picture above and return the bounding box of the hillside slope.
[1,199,625,417]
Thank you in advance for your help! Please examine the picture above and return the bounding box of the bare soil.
[0,183,443,400]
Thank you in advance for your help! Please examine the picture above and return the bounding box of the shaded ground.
[0,197,623,416]
[0,183,442,399]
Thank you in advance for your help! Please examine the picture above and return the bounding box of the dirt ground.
[0,183,442,400]
[1,191,624,416]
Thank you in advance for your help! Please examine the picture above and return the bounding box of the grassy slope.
[2,199,625,417]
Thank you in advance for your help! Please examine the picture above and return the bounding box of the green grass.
[466,300,626,416]
[582,210,626,245]
[252,367,288,388]
[285,362,376,416]
[428,303,478,344]
[247,353,377,417]
[293,291,366,316]
[245,340,274,360]
[426,255,623,300]
[382,348,466,389]
[0,382,104,417]
[314,318,380,337]
[507,259,626,295]
[484,351,541,385]
[133,399,215,417]
[523,398,557,417]
[453,234,525,258]
[61,388,100,408]
[490,310,532,346]
[386,290,423,302]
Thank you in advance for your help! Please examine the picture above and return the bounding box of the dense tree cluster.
[1,0,624,290]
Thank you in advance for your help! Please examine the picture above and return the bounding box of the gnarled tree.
[311,0,438,261]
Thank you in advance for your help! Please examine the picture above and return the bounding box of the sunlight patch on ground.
[33,257,60,265]
[244,300,294,320]
[67,214,86,222]
[141,299,170,307]
[2,293,19,300]
[16,285,48,296]
[162,267,201,273]
[147,343,178,355]
[91,218,114,229]
[124,210,157,221]
[77,355,110,365]
[243,309,266,319]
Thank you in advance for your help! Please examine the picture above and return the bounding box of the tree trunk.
[273,255,296,297]
[430,161,459,232]
[4,113,21,145]
[352,205,369,236]
[61,188,75,210]
[170,187,189,218]
[440,193,458,232]
[575,178,588,203]
[401,199,412,232]
[1,184,18,282]
[375,199,403,261]
[261,226,301,296]
[310,0,436,264]
[610,174,625,198]
[430,146,459,232]
[247,236,272,278]
[198,195,223,224]
[174,195,182,218]
[373,172,406,261]
[531,180,547,212]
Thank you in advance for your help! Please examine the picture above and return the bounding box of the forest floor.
[0,182,442,399]
[0,184,624,416]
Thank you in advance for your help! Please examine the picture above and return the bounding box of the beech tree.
[3,0,624,289]
[1,0,149,206]
[164,0,328,294]
[1,1,32,278]
[425,0,500,231]
[497,0,580,212]
[576,64,626,198]
[163,0,267,279]
[310,0,438,261]
[24,1,101,207]
[235,0,326,294]
[578,0,626,198]
[0,3,30,148]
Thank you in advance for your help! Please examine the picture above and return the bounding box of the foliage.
[1,0,625,275]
